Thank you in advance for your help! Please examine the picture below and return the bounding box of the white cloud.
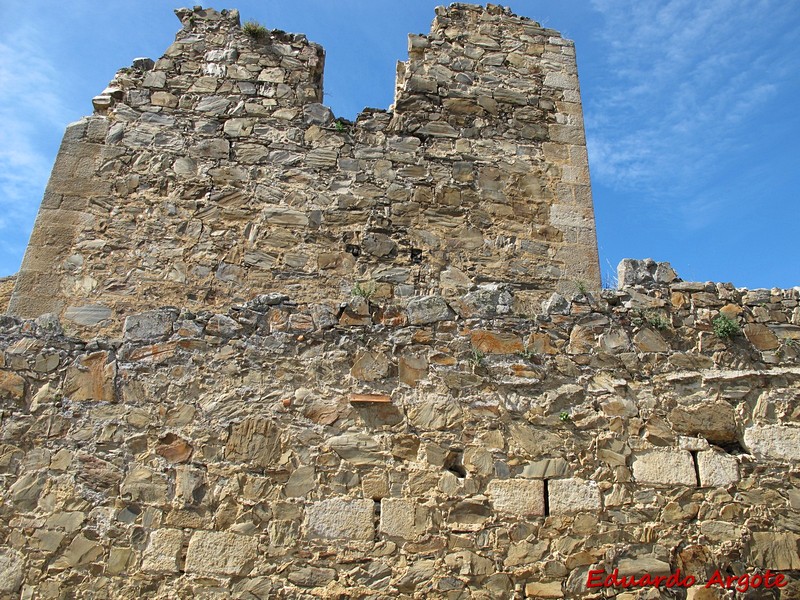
[0,25,72,274]
[585,0,792,209]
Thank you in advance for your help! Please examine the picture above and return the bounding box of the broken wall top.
[9,4,600,332]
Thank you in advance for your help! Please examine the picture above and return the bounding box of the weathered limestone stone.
[525,581,564,598]
[406,295,454,325]
[743,424,800,460]
[618,258,676,288]
[399,354,427,386]
[63,351,116,402]
[225,417,282,468]
[120,466,169,504]
[185,531,259,576]
[52,534,103,568]
[285,466,315,497]
[141,529,183,573]
[633,328,668,353]
[263,206,309,226]
[548,478,602,514]
[746,532,800,570]
[668,402,738,444]
[522,458,569,479]
[350,350,391,381]
[151,91,178,107]
[155,433,193,463]
[743,323,780,350]
[487,479,545,516]
[328,433,385,466]
[0,548,24,593]
[63,305,112,326]
[697,449,739,487]
[305,499,374,540]
[599,328,630,353]
[632,449,697,486]
[617,556,671,576]
[380,498,424,540]
[288,566,337,587]
[470,330,524,354]
[123,309,177,341]
[0,371,25,400]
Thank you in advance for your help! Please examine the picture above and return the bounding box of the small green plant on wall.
[469,348,485,367]
[243,20,268,41]
[559,411,571,423]
[351,281,376,300]
[712,314,740,339]
[644,311,670,331]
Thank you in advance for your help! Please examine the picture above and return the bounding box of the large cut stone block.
[487,479,545,516]
[185,531,259,576]
[380,498,425,540]
[697,449,739,488]
[548,478,601,514]
[632,449,697,486]
[743,424,800,460]
[141,529,183,573]
[305,498,374,540]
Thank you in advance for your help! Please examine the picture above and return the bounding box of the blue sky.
[1,0,798,288]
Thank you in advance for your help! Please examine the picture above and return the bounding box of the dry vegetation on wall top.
[0,4,799,599]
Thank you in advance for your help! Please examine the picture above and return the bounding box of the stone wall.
[1,263,799,598]
[9,4,600,335]
[0,277,15,314]
[4,4,798,599]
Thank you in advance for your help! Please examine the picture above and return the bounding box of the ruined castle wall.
[0,277,15,315]
[9,5,599,335]
[0,268,799,598]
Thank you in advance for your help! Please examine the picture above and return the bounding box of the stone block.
[633,328,668,353]
[288,566,337,587]
[120,466,168,504]
[380,498,425,540]
[743,323,779,350]
[668,402,738,444]
[141,529,183,573]
[305,498,374,540]
[470,330,524,354]
[524,581,564,598]
[63,305,112,326]
[63,351,117,402]
[185,531,259,576]
[225,417,283,468]
[0,548,24,593]
[487,479,545,516]
[632,449,697,486]
[123,309,177,342]
[0,371,25,400]
[406,295,454,325]
[743,424,800,460]
[548,478,601,514]
[697,449,738,488]
[746,532,800,570]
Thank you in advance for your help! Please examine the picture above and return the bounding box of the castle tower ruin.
[8,4,600,332]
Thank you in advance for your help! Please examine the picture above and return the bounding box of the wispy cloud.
[0,24,72,274]
[585,0,797,212]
